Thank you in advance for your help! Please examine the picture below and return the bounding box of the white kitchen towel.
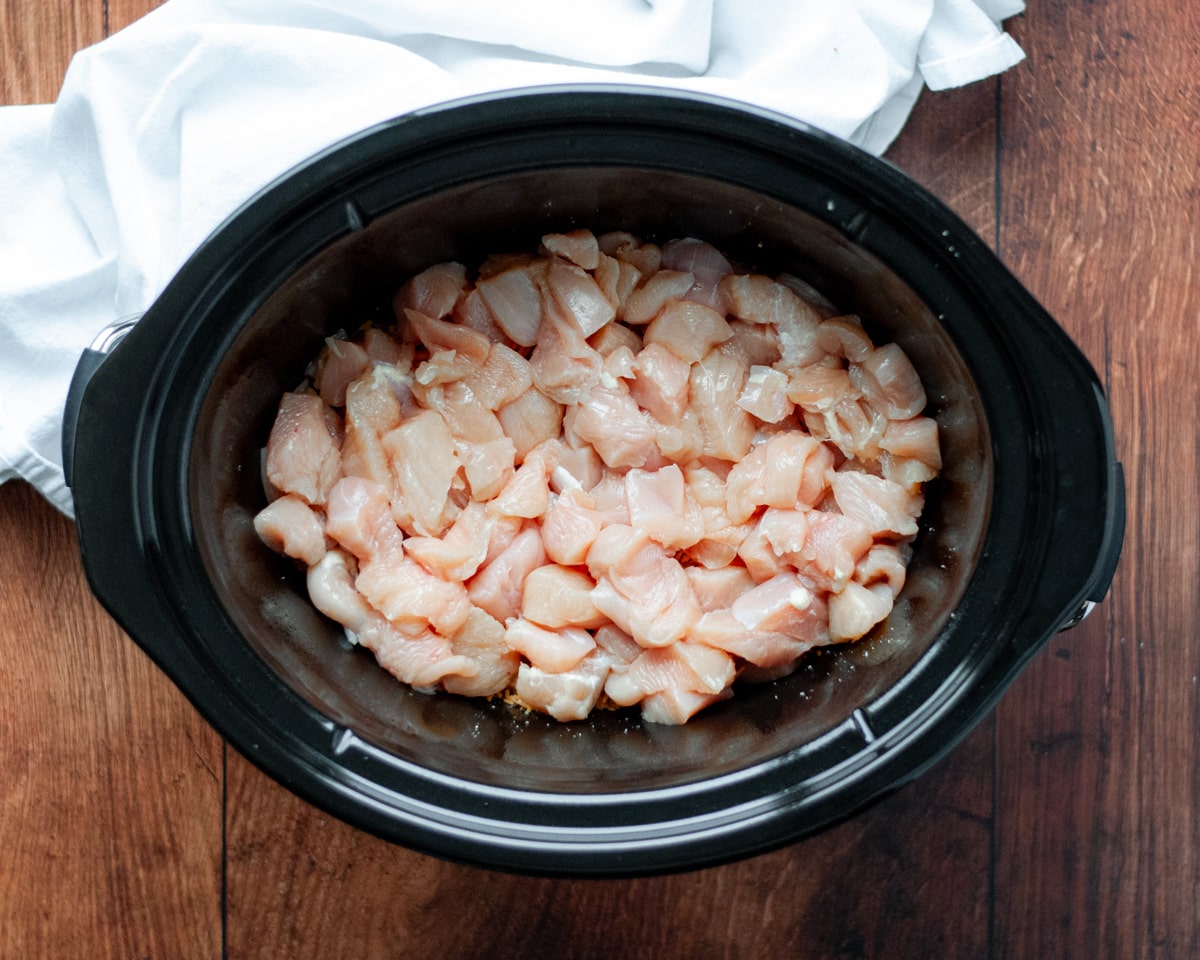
[0,0,1024,516]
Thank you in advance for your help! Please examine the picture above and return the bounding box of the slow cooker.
[62,87,1125,876]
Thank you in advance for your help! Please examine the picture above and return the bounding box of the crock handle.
[62,315,143,489]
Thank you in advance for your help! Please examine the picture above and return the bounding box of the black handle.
[62,348,109,490]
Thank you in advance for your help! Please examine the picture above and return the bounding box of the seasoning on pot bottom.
[252,229,942,725]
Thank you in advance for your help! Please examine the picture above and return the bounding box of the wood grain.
[994,4,1200,958]
[0,0,102,104]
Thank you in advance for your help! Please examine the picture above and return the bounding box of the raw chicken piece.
[786,363,858,413]
[404,500,494,581]
[762,431,832,510]
[412,348,477,388]
[653,407,705,464]
[881,452,940,493]
[855,542,911,594]
[497,387,564,461]
[689,344,756,462]
[324,476,404,565]
[419,381,505,445]
[816,316,873,362]
[588,314,643,356]
[624,464,704,552]
[852,343,927,419]
[529,302,604,404]
[729,319,782,367]
[476,263,545,347]
[593,623,642,666]
[641,687,732,725]
[454,436,516,502]
[358,552,472,637]
[586,525,703,648]
[265,392,343,506]
[737,365,793,424]
[514,649,611,722]
[313,337,370,407]
[622,269,695,325]
[604,641,736,706]
[453,288,509,343]
[592,253,642,317]
[830,470,922,538]
[689,609,820,668]
[404,308,491,366]
[660,237,733,312]
[482,513,525,565]
[720,274,822,369]
[799,510,874,592]
[253,494,326,566]
[395,261,468,320]
[381,410,460,537]
[542,488,604,566]
[468,525,547,623]
[829,581,894,641]
[564,383,660,470]
[547,440,605,492]
[341,371,404,489]
[521,564,607,629]
[731,572,827,638]
[587,470,632,527]
[541,229,600,271]
[362,327,411,367]
[879,416,942,470]
[758,508,810,563]
[489,444,554,520]
[599,232,662,275]
[504,617,596,673]
[685,564,757,613]
[462,342,533,410]
[544,259,614,337]
[307,551,476,689]
[824,395,887,460]
[724,442,768,525]
[643,300,733,364]
[443,605,520,698]
[736,520,790,582]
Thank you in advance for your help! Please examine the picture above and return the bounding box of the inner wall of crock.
[193,167,992,793]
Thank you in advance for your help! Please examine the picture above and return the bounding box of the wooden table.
[2,3,1192,957]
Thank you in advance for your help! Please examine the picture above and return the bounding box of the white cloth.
[0,0,1024,516]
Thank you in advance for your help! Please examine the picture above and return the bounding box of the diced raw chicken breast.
[504,617,596,674]
[542,488,604,566]
[395,261,468,321]
[489,444,554,520]
[720,274,822,369]
[689,609,821,668]
[587,469,632,527]
[729,319,782,367]
[586,525,703,648]
[762,431,832,510]
[641,687,731,725]
[816,316,873,361]
[880,416,942,470]
[497,386,564,462]
[468,525,547,623]
[758,507,810,564]
[624,338,691,417]
[265,392,343,506]
[736,520,790,582]
[588,314,643,356]
[455,436,516,502]
[381,409,460,537]
[340,370,405,491]
[362,327,411,367]
[592,253,642,317]
[604,641,736,706]
[643,300,733,364]
[541,229,601,271]
[564,383,660,470]
[253,494,326,566]
[624,464,704,552]
[404,308,491,366]
[731,572,826,639]
[737,365,793,424]
[521,564,607,629]
[653,407,705,464]
[530,305,603,404]
[547,440,605,492]
[443,605,520,698]
[660,237,733,312]
[307,551,476,689]
[544,259,615,337]
[357,552,472,637]
[404,500,494,581]
[453,288,509,343]
[599,232,662,276]
[622,269,695,325]
[462,342,533,410]
[593,623,642,667]
[828,581,894,641]
[476,263,545,347]
[689,344,756,462]
[799,510,874,592]
[855,542,911,594]
[852,343,927,419]
[313,337,370,407]
[514,649,611,722]
[830,470,922,538]
[685,564,757,613]
[786,363,858,413]
[324,476,404,565]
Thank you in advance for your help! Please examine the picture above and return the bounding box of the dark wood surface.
[1,2,1191,956]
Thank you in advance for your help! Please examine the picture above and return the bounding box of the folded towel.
[0,0,1024,515]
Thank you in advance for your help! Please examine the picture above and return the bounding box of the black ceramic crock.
[62,87,1124,877]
